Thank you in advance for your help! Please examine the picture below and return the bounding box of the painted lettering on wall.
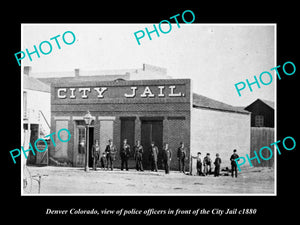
[57,85,185,99]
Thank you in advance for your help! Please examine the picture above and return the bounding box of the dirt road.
[23,166,274,195]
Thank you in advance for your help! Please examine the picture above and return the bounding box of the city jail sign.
[56,85,186,99]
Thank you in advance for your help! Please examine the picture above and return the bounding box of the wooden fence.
[250,127,274,167]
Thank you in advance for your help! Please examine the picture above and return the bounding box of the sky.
[22,23,275,107]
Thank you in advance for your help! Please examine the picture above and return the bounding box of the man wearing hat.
[203,153,212,176]
[105,139,117,170]
[120,139,131,171]
[134,140,144,171]
[214,153,222,177]
[162,143,172,174]
[149,141,159,172]
[177,142,187,173]
[230,149,239,178]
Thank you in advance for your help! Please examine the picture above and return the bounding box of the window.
[255,115,264,127]
[23,91,27,118]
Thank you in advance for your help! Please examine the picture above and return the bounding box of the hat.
[216,153,219,156]
[197,152,201,155]
[233,149,237,152]
[206,153,210,155]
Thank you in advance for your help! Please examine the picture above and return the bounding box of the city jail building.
[49,77,250,172]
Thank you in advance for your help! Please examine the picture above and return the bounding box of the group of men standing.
[92,139,240,177]
[193,149,240,177]
[91,139,188,174]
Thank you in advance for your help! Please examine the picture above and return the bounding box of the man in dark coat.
[134,140,144,171]
[196,152,202,176]
[91,140,100,171]
[203,153,212,176]
[230,149,239,178]
[120,139,130,171]
[162,143,172,174]
[149,141,159,172]
[105,139,117,170]
[214,153,222,177]
[177,142,187,173]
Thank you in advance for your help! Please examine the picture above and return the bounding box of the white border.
[21,23,277,196]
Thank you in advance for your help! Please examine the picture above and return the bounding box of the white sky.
[22,24,275,106]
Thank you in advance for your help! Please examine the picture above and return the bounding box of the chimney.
[24,66,32,76]
[75,68,80,77]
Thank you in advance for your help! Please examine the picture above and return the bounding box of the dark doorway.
[141,119,163,170]
[88,127,94,167]
[120,118,135,167]
[26,124,39,165]
[120,118,135,150]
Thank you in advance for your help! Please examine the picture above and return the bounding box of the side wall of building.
[191,108,251,172]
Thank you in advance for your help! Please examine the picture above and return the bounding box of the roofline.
[192,104,250,115]
[245,98,274,111]
[24,87,50,93]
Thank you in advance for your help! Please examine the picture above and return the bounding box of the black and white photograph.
[4,4,298,221]
[21,23,276,195]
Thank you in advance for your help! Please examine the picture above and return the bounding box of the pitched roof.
[244,98,275,110]
[260,99,274,109]
[193,93,249,114]
[23,75,50,93]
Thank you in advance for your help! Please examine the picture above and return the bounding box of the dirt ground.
[23,166,275,195]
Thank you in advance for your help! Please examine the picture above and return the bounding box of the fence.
[250,127,274,167]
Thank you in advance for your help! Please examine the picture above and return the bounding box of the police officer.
[177,142,187,173]
[120,139,130,171]
[105,139,117,171]
[196,152,202,176]
[162,143,172,174]
[91,140,100,171]
[203,153,212,176]
[230,149,239,178]
[134,140,144,171]
[214,153,222,177]
[149,141,159,172]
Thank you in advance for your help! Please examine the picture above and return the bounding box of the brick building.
[49,77,251,171]
[50,78,191,170]
[33,64,250,172]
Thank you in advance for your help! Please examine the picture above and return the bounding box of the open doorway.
[141,119,163,170]
[88,127,94,167]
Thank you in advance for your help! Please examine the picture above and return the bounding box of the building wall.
[191,108,251,171]
[250,127,274,167]
[50,79,191,170]
[23,89,51,127]
[245,102,274,128]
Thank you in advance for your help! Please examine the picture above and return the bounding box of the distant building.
[23,67,51,165]
[244,99,274,128]
[244,99,275,168]
[33,63,171,85]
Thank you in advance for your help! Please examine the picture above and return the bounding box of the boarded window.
[54,120,69,158]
